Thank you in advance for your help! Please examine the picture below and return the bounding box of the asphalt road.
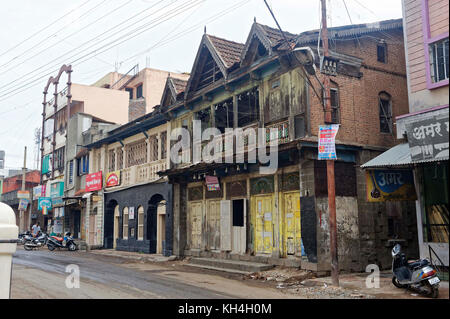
[11,247,294,299]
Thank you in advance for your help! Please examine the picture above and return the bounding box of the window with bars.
[379,92,392,134]
[126,140,147,167]
[160,131,167,160]
[117,148,123,170]
[108,149,115,172]
[136,84,143,99]
[237,87,259,127]
[377,42,387,63]
[149,135,158,162]
[69,160,73,184]
[429,38,449,83]
[138,206,144,240]
[330,87,340,124]
[122,207,129,240]
[54,147,65,171]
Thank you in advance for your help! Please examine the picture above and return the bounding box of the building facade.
[398,0,448,265]
[161,19,418,272]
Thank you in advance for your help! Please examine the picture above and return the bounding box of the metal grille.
[160,131,167,160]
[127,140,147,167]
[117,148,123,170]
[149,135,158,162]
[108,150,115,172]
[138,206,144,240]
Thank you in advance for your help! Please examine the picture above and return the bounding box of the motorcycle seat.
[51,236,63,242]
[408,259,429,269]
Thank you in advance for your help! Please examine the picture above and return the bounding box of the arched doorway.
[104,200,118,249]
[148,194,165,254]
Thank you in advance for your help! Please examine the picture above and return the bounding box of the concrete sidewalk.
[84,249,177,263]
[303,271,449,299]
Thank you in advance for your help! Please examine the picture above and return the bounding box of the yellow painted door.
[189,202,203,249]
[283,192,301,256]
[207,200,221,250]
[254,196,273,254]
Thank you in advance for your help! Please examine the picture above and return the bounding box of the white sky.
[0,0,403,169]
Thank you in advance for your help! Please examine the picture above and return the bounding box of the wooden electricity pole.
[321,0,339,287]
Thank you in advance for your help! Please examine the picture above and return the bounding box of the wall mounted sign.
[318,124,340,160]
[17,190,30,199]
[33,185,44,197]
[50,181,64,198]
[105,171,121,188]
[51,197,64,206]
[38,197,52,211]
[366,170,417,202]
[129,207,135,220]
[86,171,103,192]
[18,199,29,210]
[406,114,449,162]
[205,176,220,191]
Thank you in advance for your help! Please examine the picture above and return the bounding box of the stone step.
[189,257,275,273]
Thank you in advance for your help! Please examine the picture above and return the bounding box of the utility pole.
[321,0,339,287]
[20,146,27,233]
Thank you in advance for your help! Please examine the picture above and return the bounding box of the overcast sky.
[0,0,403,169]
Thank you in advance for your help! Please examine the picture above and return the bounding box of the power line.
[0,0,169,93]
[0,0,108,70]
[0,0,92,59]
[0,0,204,102]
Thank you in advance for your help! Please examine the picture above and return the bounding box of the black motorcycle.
[18,231,32,245]
[47,232,77,251]
[24,232,48,251]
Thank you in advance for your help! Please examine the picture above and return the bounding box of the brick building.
[159,18,418,272]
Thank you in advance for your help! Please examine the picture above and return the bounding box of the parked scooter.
[391,244,440,298]
[47,232,77,251]
[24,232,48,250]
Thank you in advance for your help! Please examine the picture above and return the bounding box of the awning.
[361,143,412,168]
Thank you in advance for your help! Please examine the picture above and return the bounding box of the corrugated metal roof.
[361,143,412,168]
[361,143,450,168]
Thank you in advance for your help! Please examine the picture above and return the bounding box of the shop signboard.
[318,124,339,160]
[366,169,417,202]
[17,190,30,199]
[18,199,29,210]
[38,197,52,211]
[86,171,103,192]
[105,171,121,188]
[205,176,220,191]
[51,197,64,206]
[406,114,449,162]
[50,181,64,198]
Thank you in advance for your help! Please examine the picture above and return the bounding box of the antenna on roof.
[254,16,256,23]
[204,26,207,34]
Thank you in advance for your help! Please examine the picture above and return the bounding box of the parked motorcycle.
[47,232,77,251]
[391,244,440,298]
[24,232,48,251]
[18,231,32,245]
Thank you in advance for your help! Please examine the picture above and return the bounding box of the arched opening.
[104,200,118,249]
[89,207,98,246]
[148,194,165,254]
[122,207,129,240]
[113,205,120,249]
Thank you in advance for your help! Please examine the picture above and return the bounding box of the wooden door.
[207,200,221,250]
[113,205,119,249]
[253,195,273,254]
[189,202,203,249]
[283,192,301,256]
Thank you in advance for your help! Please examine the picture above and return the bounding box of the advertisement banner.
[17,190,30,199]
[33,185,43,197]
[51,197,64,207]
[18,199,29,210]
[50,181,64,198]
[105,171,121,188]
[366,170,417,202]
[205,176,220,191]
[38,197,52,211]
[86,171,103,192]
[129,207,135,220]
[318,124,339,160]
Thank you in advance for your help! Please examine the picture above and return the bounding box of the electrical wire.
[0,0,201,101]
[0,0,92,59]
[0,0,109,70]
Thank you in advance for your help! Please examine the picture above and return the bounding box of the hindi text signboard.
[318,125,339,160]
[86,171,103,192]
[366,170,417,202]
[406,114,449,162]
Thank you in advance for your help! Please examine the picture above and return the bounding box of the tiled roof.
[171,77,188,94]
[207,35,245,68]
[257,23,297,46]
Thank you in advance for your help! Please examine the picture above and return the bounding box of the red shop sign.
[86,171,103,192]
